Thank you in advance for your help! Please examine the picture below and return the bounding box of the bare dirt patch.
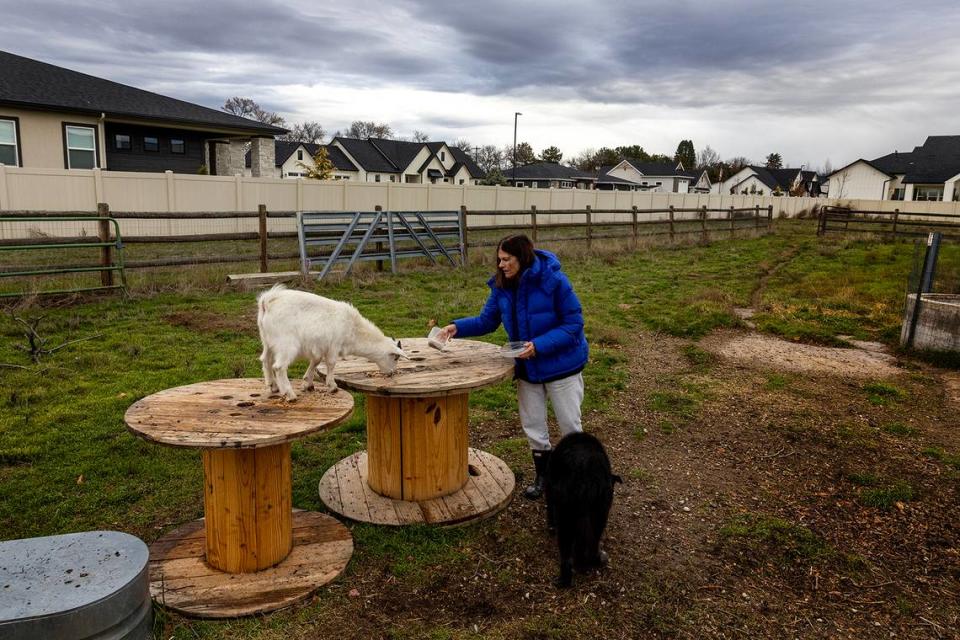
[162,309,257,336]
[709,331,902,379]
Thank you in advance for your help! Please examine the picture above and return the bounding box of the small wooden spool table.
[319,338,517,526]
[125,378,354,618]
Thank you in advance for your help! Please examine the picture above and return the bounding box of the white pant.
[517,373,584,451]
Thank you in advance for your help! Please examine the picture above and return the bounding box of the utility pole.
[513,112,522,184]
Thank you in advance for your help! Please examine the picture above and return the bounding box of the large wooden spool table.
[319,338,517,526]
[125,378,354,618]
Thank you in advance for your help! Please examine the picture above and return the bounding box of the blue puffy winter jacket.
[453,250,589,383]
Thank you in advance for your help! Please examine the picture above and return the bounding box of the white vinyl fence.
[3,165,960,240]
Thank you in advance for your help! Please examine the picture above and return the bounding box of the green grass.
[719,513,830,562]
[764,373,790,391]
[881,422,918,437]
[859,481,915,509]
[862,381,906,406]
[921,447,960,470]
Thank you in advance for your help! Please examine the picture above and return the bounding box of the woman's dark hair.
[494,234,536,288]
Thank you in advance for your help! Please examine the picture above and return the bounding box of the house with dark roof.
[327,137,484,184]
[244,141,360,179]
[503,162,596,189]
[715,166,821,197]
[596,159,706,192]
[0,50,286,176]
[826,136,960,201]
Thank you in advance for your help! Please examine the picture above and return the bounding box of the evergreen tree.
[540,146,563,163]
[765,153,783,169]
[674,140,696,170]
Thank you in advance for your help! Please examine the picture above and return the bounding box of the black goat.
[545,432,622,588]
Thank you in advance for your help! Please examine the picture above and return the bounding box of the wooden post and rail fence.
[0,204,774,289]
[817,205,960,240]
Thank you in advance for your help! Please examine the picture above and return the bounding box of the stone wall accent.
[250,137,275,178]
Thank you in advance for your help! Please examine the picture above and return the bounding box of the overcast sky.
[3,0,959,170]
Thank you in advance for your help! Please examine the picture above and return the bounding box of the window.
[891,187,905,201]
[143,136,159,152]
[375,174,381,182]
[459,179,465,185]
[114,134,131,150]
[297,150,303,161]
[440,151,445,161]
[64,124,97,169]
[515,181,525,187]
[914,186,943,201]
[561,181,572,188]
[390,175,396,182]
[0,118,19,166]
[170,138,185,154]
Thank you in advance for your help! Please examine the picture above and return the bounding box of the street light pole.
[513,112,522,184]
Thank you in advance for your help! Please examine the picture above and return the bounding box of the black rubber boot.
[523,449,551,500]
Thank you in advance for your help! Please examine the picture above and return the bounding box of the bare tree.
[697,145,720,169]
[474,145,504,173]
[279,121,327,144]
[411,130,430,143]
[346,121,394,139]
[221,97,286,127]
[453,138,472,151]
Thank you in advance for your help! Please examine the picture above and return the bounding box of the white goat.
[257,285,407,400]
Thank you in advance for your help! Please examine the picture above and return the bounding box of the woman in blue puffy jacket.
[439,234,589,500]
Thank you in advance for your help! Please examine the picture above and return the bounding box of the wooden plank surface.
[149,511,352,618]
[319,338,513,397]
[318,449,515,526]
[125,378,354,448]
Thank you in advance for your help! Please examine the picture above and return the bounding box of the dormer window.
[297,150,303,161]
[440,151,445,161]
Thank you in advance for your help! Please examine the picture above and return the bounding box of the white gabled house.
[827,136,960,201]
[713,166,822,197]
[595,159,709,193]
[328,137,484,185]
[245,140,360,179]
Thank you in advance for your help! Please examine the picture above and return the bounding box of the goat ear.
[395,347,410,360]
[396,339,402,349]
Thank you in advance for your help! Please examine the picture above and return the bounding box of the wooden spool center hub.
[202,443,292,573]
[367,394,468,501]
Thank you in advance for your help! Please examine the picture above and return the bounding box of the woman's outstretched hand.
[439,324,457,340]
[516,341,536,359]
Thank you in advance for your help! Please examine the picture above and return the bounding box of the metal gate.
[296,210,465,280]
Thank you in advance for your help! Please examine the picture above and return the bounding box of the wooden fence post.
[668,205,675,243]
[754,204,761,231]
[631,205,639,248]
[530,205,538,243]
[767,205,773,229]
[892,208,900,240]
[375,205,384,271]
[585,205,593,249]
[729,205,735,237]
[97,202,113,287]
[258,204,268,273]
[459,205,469,267]
[700,205,708,243]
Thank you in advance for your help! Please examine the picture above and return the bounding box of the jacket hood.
[487,249,563,289]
